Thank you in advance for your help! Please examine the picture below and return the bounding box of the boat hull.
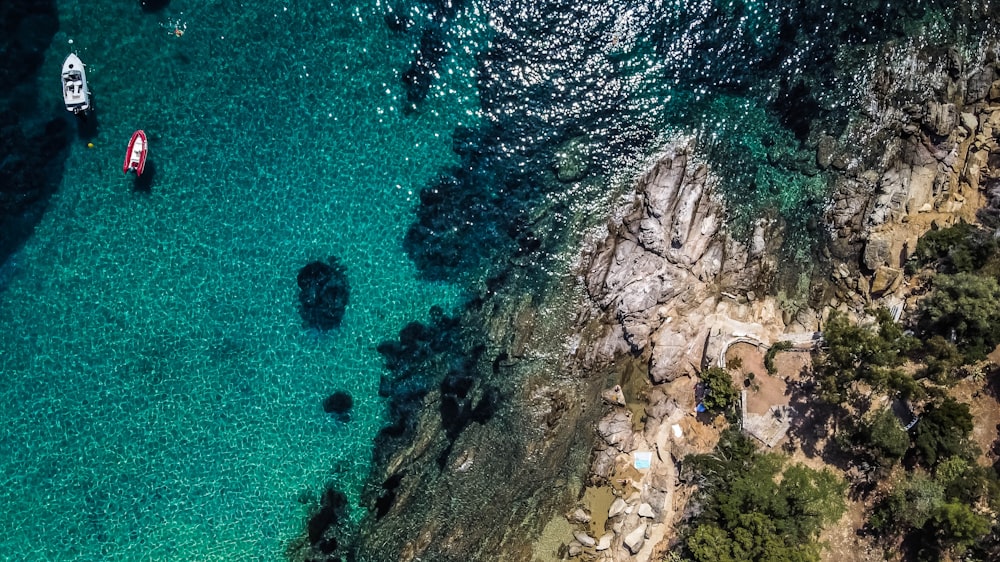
[123,130,148,176]
[61,54,91,114]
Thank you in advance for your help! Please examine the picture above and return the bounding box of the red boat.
[123,130,147,176]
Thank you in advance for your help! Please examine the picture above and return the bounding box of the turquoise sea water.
[0,1,481,559]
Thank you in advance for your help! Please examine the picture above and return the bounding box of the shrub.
[870,471,944,533]
[906,221,998,274]
[862,408,910,465]
[764,341,793,374]
[699,366,739,413]
[683,431,846,562]
[912,397,974,467]
[727,355,743,371]
[920,335,965,384]
[927,501,991,555]
[870,465,997,560]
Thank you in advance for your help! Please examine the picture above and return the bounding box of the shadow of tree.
[981,363,1000,400]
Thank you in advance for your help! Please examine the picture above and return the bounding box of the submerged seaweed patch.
[297,257,350,331]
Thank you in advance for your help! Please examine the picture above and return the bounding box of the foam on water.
[0,0,479,559]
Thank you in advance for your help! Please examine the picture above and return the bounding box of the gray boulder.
[623,523,647,554]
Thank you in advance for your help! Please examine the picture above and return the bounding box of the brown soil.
[950,373,1000,466]
[785,410,886,562]
[774,349,812,381]
[724,343,794,415]
[817,497,884,562]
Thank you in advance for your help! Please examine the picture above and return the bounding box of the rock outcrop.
[824,41,1000,306]
[566,34,1000,562]
[585,142,794,384]
[567,143,800,562]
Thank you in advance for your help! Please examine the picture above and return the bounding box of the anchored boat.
[61,54,91,114]
[123,130,148,176]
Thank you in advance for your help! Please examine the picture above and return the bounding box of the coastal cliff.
[584,142,793,385]
[824,38,1000,311]
[559,36,1000,562]
[339,21,1000,562]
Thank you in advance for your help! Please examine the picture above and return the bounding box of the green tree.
[918,272,1000,362]
[815,309,918,403]
[907,221,998,274]
[700,366,739,413]
[935,456,1000,508]
[920,335,965,384]
[860,408,909,465]
[687,524,738,562]
[869,467,996,560]
[683,431,846,562]
[913,397,974,467]
[870,472,945,533]
[927,501,991,555]
[778,464,848,540]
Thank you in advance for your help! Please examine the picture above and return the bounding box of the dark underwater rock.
[297,257,350,331]
[371,305,466,467]
[773,78,824,144]
[401,124,554,282]
[384,12,413,34]
[140,0,170,13]
[301,485,349,560]
[322,391,353,421]
[0,0,70,265]
[422,0,464,21]
[402,26,449,109]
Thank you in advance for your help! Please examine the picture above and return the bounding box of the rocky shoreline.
[551,35,1000,562]
[825,39,1000,312]
[336,28,1000,562]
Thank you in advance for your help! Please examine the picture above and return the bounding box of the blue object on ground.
[634,451,653,470]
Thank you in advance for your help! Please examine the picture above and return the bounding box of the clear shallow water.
[0,1,476,559]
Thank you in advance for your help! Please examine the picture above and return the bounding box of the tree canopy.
[870,464,995,560]
[700,366,739,414]
[859,407,910,465]
[912,396,974,467]
[814,309,919,403]
[918,272,1000,362]
[907,220,998,274]
[682,431,846,562]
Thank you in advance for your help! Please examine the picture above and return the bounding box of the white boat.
[61,54,91,114]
